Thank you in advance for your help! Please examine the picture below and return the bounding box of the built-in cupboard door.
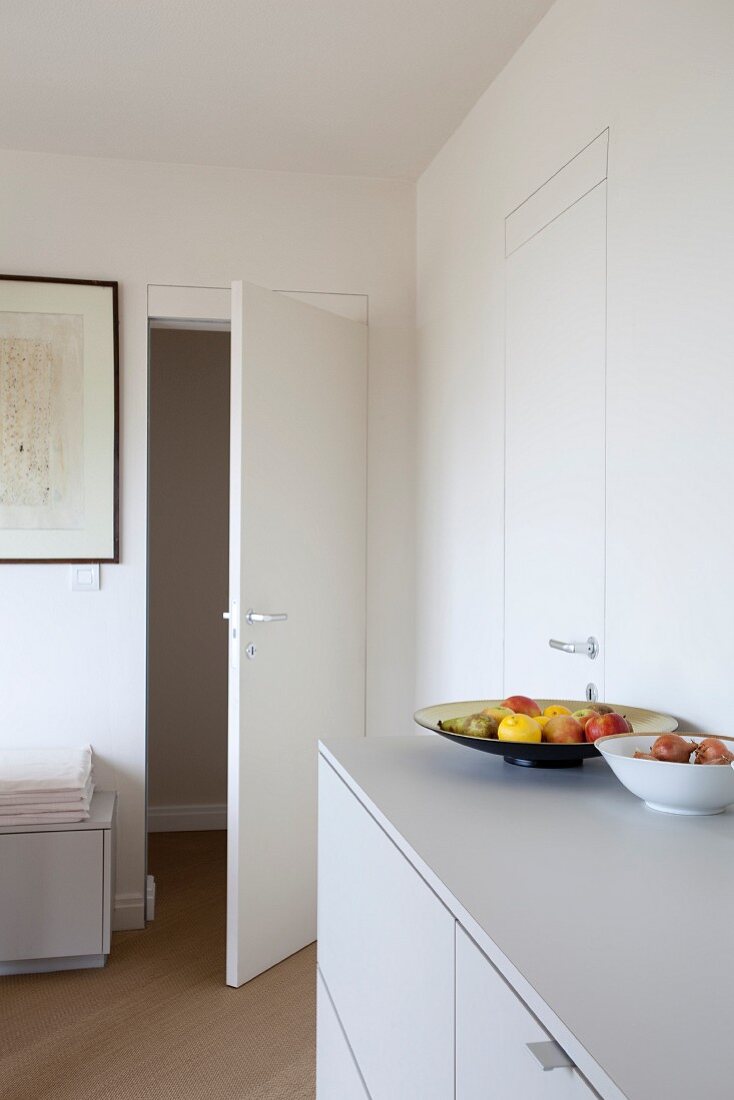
[504,133,608,702]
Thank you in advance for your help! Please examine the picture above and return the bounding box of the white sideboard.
[317,737,734,1100]
[317,971,370,1100]
[319,745,454,1099]
[318,753,594,1099]
[0,790,116,975]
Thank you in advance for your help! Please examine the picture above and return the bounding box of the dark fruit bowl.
[414,699,678,768]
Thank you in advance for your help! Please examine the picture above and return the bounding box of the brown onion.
[693,737,734,766]
[633,750,656,760]
[650,734,697,763]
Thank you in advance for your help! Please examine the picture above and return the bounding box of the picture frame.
[0,274,119,563]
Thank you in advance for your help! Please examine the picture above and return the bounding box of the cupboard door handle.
[549,636,599,659]
[526,1041,574,1071]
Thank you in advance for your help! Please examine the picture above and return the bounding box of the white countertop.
[320,735,734,1100]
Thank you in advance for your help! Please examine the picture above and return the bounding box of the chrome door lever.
[549,636,599,660]
[245,609,288,625]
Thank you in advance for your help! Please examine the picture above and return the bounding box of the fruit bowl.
[596,733,734,814]
[414,700,678,768]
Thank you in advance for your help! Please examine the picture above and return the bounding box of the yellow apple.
[498,714,542,743]
[544,704,571,717]
[534,715,551,731]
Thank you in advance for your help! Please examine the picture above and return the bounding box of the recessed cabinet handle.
[526,1041,575,1071]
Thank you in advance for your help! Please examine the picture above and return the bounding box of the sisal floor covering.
[0,831,316,1100]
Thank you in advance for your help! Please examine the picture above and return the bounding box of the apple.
[502,695,541,718]
[572,708,598,731]
[543,715,585,744]
[497,714,542,743]
[587,703,615,715]
[585,711,631,743]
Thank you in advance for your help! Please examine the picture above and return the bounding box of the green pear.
[464,714,499,739]
[439,715,472,734]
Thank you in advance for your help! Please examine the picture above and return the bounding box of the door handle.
[245,609,288,625]
[526,1041,574,1071]
[549,636,599,660]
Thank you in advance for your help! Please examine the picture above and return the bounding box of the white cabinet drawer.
[0,830,104,961]
[456,925,596,1099]
[317,970,370,1100]
[318,757,454,1100]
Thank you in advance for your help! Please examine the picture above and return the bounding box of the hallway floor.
[0,831,316,1100]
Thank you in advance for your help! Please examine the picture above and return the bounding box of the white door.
[226,281,367,987]
[504,135,608,701]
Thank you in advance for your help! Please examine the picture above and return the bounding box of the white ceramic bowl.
[596,733,734,815]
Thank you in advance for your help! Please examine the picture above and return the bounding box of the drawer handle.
[526,1041,574,1071]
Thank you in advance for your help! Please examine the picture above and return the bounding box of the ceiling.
[0,0,554,179]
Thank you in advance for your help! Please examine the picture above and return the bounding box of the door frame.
[144,283,231,922]
[144,281,368,935]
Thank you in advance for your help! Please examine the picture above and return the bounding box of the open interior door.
[226,281,367,987]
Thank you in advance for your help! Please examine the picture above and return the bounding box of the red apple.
[543,715,585,744]
[585,711,631,743]
[502,695,541,718]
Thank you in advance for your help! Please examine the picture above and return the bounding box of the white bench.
[0,790,117,975]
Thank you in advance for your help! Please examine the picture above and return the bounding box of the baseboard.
[147,803,227,832]
[0,954,106,975]
[113,892,146,931]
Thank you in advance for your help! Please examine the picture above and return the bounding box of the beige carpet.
[0,831,316,1100]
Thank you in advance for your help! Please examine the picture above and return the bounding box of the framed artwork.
[0,275,119,563]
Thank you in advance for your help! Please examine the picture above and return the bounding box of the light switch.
[70,563,100,591]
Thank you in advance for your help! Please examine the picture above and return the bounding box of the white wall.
[416,1,734,722]
[0,150,416,927]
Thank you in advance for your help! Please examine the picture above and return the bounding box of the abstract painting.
[0,311,84,529]
[0,277,118,562]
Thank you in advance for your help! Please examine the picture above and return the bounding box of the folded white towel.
[0,788,94,816]
[0,809,90,826]
[0,776,94,807]
[0,746,93,794]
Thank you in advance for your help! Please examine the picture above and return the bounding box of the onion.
[633,750,656,760]
[650,734,697,763]
[693,737,734,766]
